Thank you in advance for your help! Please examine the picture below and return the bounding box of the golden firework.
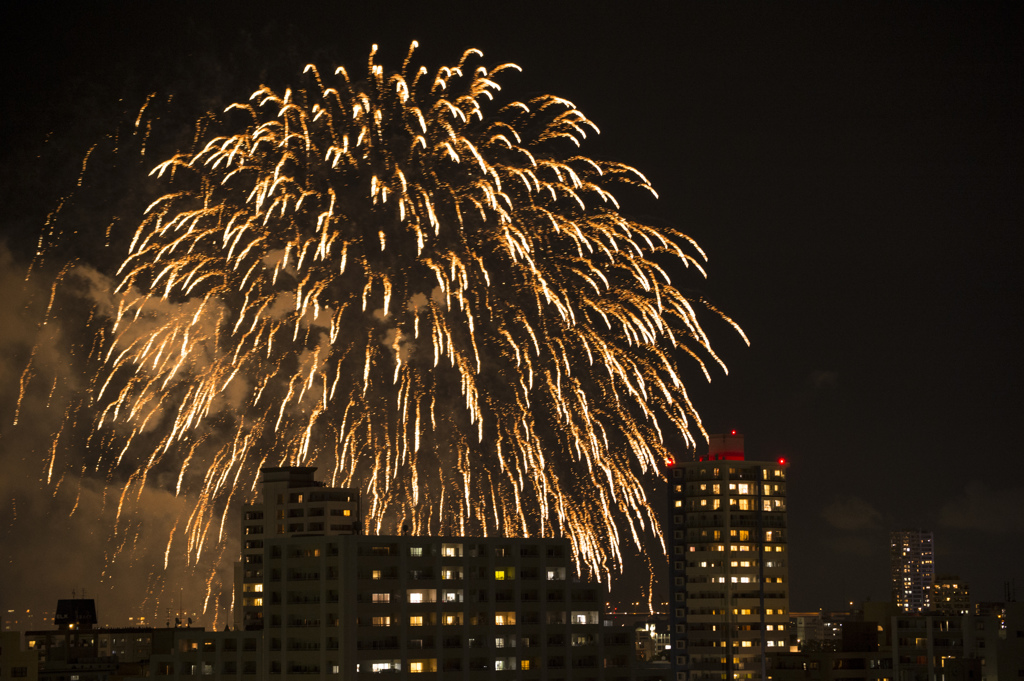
[42,42,745,586]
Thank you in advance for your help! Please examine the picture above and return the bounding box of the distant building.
[931,575,970,616]
[769,600,1024,681]
[667,432,790,680]
[788,612,825,650]
[889,530,934,614]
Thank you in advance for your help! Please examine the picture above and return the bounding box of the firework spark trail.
[34,42,745,586]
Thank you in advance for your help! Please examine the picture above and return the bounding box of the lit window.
[372,593,390,603]
[495,570,506,580]
[521,660,530,671]
[674,500,683,507]
[410,547,423,557]
[372,570,382,580]
[410,663,423,673]
[343,509,351,516]
[410,616,423,626]
[372,616,391,626]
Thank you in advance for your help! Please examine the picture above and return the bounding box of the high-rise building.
[667,433,790,681]
[889,530,934,614]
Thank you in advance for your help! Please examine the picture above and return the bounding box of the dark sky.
[1,3,1021,625]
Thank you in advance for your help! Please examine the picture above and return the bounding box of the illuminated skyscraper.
[889,530,935,613]
[667,433,790,681]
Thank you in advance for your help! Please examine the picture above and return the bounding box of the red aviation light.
[778,457,787,465]
[730,430,737,436]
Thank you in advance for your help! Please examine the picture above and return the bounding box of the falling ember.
[33,42,745,587]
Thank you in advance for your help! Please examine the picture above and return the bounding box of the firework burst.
[35,42,744,587]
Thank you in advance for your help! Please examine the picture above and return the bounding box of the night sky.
[1,4,1021,626]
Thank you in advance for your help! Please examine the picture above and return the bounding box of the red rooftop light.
[778,457,787,465]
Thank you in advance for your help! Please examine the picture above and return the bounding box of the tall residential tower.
[889,529,935,614]
[667,433,790,681]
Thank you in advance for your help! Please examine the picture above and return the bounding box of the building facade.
[930,575,969,617]
[667,433,790,681]
[236,467,361,631]
[234,466,634,681]
[888,530,934,614]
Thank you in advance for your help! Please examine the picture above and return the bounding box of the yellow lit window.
[409,616,423,626]
[521,660,530,671]
[372,570,382,580]
[410,662,423,673]
[343,509,351,516]
[495,570,506,580]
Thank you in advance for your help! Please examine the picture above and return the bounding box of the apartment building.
[237,466,634,680]
[667,433,790,681]
[888,531,934,615]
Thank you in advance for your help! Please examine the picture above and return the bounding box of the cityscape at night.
[0,3,1021,680]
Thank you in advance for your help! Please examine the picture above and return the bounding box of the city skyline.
[0,2,1021,627]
